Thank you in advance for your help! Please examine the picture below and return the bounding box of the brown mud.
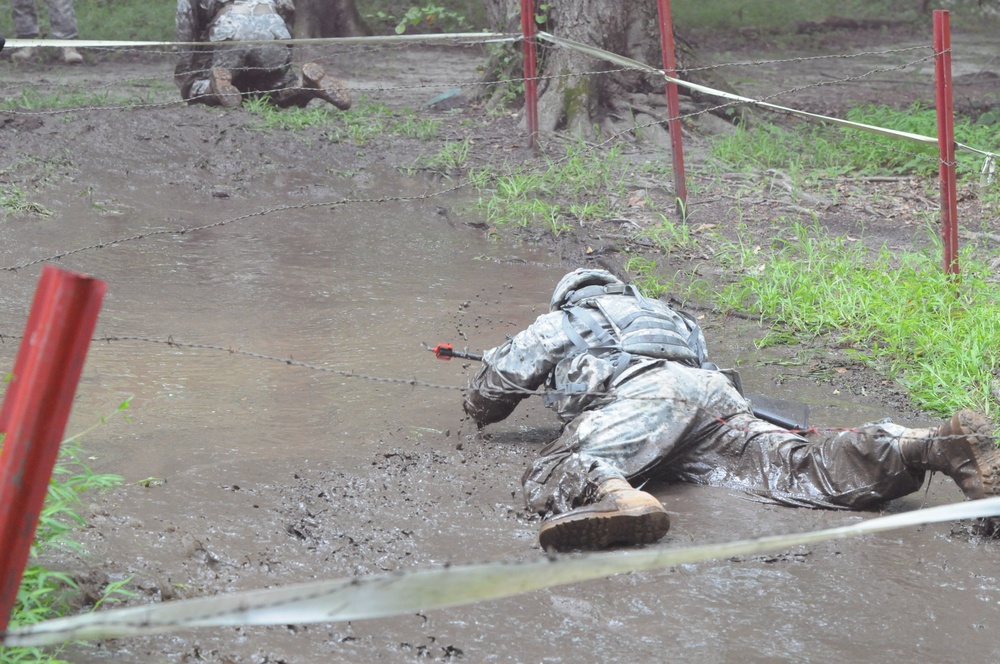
[1,21,1000,663]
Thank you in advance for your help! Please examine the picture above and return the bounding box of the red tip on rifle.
[431,343,455,360]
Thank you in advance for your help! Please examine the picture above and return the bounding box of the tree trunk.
[293,0,370,38]
[483,0,741,141]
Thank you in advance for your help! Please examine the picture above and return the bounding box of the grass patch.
[243,96,442,143]
[244,96,335,132]
[708,221,1000,417]
[410,137,473,176]
[0,88,118,111]
[709,121,849,177]
[670,0,1000,33]
[842,103,1000,177]
[362,0,485,35]
[711,104,1000,181]
[324,98,440,144]
[1,187,52,217]
[472,142,631,235]
[3,400,132,663]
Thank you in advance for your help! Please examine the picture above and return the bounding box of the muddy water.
[0,168,563,480]
[1,104,999,664]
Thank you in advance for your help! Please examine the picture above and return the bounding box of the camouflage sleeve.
[174,0,215,99]
[174,0,200,95]
[463,312,570,427]
[176,0,199,43]
[463,352,527,427]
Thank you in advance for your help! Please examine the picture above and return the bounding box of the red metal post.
[0,273,58,434]
[934,10,959,276]
[656,0,687,215]
[0,266,107,631]
[520,0,539,153]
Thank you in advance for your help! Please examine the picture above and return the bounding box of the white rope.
[4,497,999,647]
[536,31,999,163]
[3,32,516,49]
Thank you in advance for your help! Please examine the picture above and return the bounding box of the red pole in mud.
[656,0,687,216]
[520,0,539,154]
[0,266,106,631]
[934,10,959,276]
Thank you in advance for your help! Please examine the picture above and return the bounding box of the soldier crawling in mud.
[174,0,351,110]
[464,268,1000,552]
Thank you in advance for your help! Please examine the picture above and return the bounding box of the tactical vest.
[561,283,707,368]
[544,285,708,418]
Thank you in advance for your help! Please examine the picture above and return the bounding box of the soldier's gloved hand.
[463,388,520,428]
[463,391,490,429]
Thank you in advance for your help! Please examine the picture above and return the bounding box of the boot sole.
[301,62,352,110]
[961,411,1000,496]
[539,505,670,552]
[209,68,242,108]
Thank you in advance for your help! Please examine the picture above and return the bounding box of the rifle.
[429,343,810,432]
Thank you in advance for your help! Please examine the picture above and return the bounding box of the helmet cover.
[549,268,623,312]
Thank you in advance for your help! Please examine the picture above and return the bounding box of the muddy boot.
[11,46,35,61]
[538,478,670,552]
[62,47,83,64]
[300,61,351,110]
[208,68,242,108]
[900,410,1000,516]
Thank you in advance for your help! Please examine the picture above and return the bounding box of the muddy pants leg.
[245,43,298,102]
[521,420,622,517]
[44,0,77,39]
[693,413,926,508]
[522,363,738,517]
[11,0,39,38]
[212,44,252,84]
[523,362,927,516]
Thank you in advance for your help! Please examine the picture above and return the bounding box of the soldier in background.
[175,0,350,109]
[9,0,82,63]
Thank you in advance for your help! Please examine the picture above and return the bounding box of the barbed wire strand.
[0,47,974,272]
[0,330,986,444]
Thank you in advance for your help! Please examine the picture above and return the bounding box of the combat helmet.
[549,268,623,312]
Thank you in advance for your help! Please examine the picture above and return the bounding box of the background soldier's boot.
[538,478,670,552]
[300,61,352,110]
[208,68,242,107]
[62,47,83,64]
[899,410,1000,502]
[12,46,35,61]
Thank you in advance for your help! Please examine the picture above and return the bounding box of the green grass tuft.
[472,141,632,235]
[711,104,1000,181]
[2,399,132,663]
[713,222,1000,417]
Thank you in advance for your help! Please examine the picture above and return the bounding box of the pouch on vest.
[544,352,617,421]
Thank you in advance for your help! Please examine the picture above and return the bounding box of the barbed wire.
[0,183,475,272]
[0,41,971,273]
[0,37,994,318]
[0,330,988,443]
[678,44,934,73]
[0,33,970,198]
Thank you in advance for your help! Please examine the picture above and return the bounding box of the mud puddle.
[4,165,999,663]
[0,165,562,478]
[5,165,996,662]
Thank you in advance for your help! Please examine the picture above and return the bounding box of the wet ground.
[1,22,999,663]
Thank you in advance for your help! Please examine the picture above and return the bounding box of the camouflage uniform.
[175,0,298,104]
[11,0,78,39]
[465,283,926,519]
